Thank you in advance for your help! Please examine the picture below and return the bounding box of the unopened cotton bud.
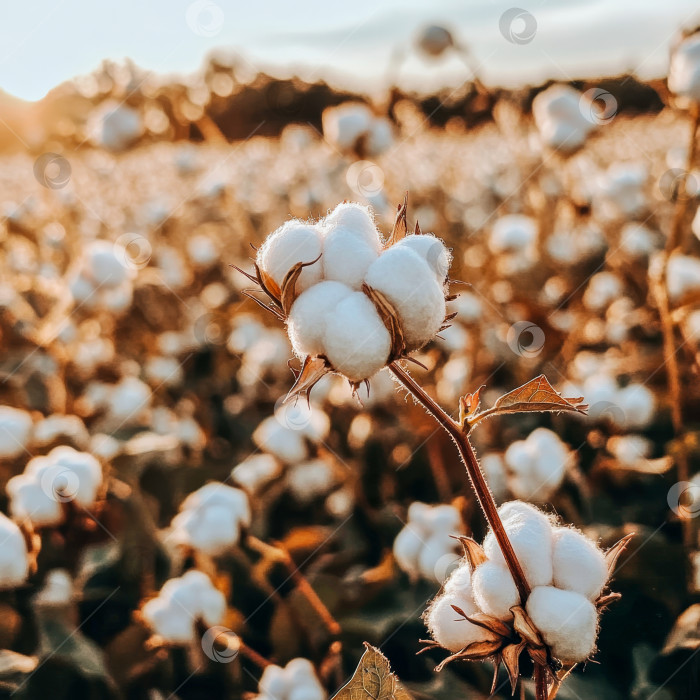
[256,220,323,293]
[526,585,598,662]
[425,593,497,652]
[484,501,554,587]
[364,246,446,349]
[552,527,608,600]
[323,291,391,381]
[287,281,352,357]
[472,560,520,619]
[395,234,451,284]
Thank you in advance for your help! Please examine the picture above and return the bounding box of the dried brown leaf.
[434,639,503,671]
[280,255,322,315]
[286,356,331,404]
[462,611,512,638]
[502,641,526,695]
[387,193,408,247]
[470,375,588,427]
[605,532,635,579]
[453,535,488,570]
[511,606,545,649]
[256,263,282,306]
[332,643,413,699]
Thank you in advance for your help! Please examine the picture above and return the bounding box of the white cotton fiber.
[583,272,623,311]
[322,103,373,150]
[472,560,520,619]
[669,34,700,102]
[418,533,456,581]
[259,665,288,697]
[443,561,474,598]
[526,585,598,662]
[0,406,33,459]
[171,506,240,555]
[323,202,381,245]
[0,512,29,587]
[425,593,497,652]
[483,501,554,588]
[181,482,251,527]
[395,234,452,284]
[616,383,655,429]
[532,85,593,153]
[424,503,462,533]
[86,240,130,288]
[552,527,608,600]
[287,281,352,357]
[364,246,446,350]
[323,291,391,381]
[489,215,537,253]
[392,525,425,575]
[667,254,700,301]
[253,416,308,464]
[256,220,324,292]
[322,224,381,289]
[287,459,335,503]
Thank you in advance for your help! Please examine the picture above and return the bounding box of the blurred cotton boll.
[0,512,30,588]
[669,33,700,103]
[142,570,226,644]
[532,85,594,153]
[87,100,143,151]
[256,658,325,700]
[0,406,33,459]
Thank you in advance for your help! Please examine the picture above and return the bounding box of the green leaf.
[332,643,413,699]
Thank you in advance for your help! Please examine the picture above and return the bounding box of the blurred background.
[2,0,700,699]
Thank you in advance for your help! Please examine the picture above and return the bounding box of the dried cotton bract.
[248,201,453,393]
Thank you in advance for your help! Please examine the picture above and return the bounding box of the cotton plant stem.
[389,363,531,602]
[239,641,272,668]
[535,665,548,700]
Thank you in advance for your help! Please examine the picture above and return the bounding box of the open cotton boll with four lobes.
[0,512,29,588]
[532,84,594,153]
[669,33,700,103]
[257,658,325,700]
[142,570,226,644]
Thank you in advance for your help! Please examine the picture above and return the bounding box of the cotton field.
[1,8,700,700]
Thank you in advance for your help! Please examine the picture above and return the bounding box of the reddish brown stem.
[239,641,272,668]
[535,664,548,700]
[389,363,531,602]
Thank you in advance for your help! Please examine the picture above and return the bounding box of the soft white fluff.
[669,34,700,102]
[425,592,498,652]
[551,527,608,601]
[0,512,29,587]
[443,560,474,598]
[287,281,353,357]
[615,383,656,430]
[395,234,451,284]
[532,85,593,152]
[526,585,598,662]
[231,454,282,493]
[33,414,89,449]
[483,501,554,587]
[258,658,325,700]
[472,560,520,620]
[287,459,335,503]
[489,215,537,253]
[322,103,373,150]
[583,272,623,311]
[86,240,131,288]
[253,416,309,464]
[504,428,570,501]
[322,223,381,289]
[256,220,324,293]
[323,291,392,382]
[35,569,73,605]
[364,246,446,350]
[620,223,657,258]
[88,101,143,150]
[666,254,700,301]
[0,406,33,459]
[142,570,226,644]
[607,434,652,466]
[596,162,648,218]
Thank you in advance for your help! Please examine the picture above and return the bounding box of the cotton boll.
[253,416,308,464]
[0,406,33,459]
[35,569,73,605]
[109,377,152,422]
[489,215,537,254]
[171,505,240,555]
[0,512,29,587]
[552,527,608,600]
[607,434,652,466]
[393,525,425,575]
[7,473,63,526]
[669,34,700,102]
[597,163,648,219]
[44,446,102,506]
[481,453,509,501]
[288,681,325,700]
[616,384,655,429]
[425,504,462,533]
[443,561,474,598]
[323,291,391,381]
[620,222,657,258]
[526,586,598,662]
[259,664,288,698]
[142,597,193,644]
[323,202,383,250]
[532,85,593,152]
[287,459,335,503]
[583,272,623,311]
[425,593,497,652]
[667,254,700,301]
[231,454,281,493]
[89,101,143,150]
[472,560,520,619]
[418,533,456,581]
[33,414,89,449]
[257,220,324,293]
[366,117,394,156]
[180,482,251,528]
[322,103,373,150]
[364,246,446,350]
[395,234,452,284]
[484,501,554,587]
[86,240,130,288]
[287,281,353,357]
[407,501,432,532]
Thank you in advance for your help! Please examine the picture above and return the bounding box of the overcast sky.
[1,0,699,100]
